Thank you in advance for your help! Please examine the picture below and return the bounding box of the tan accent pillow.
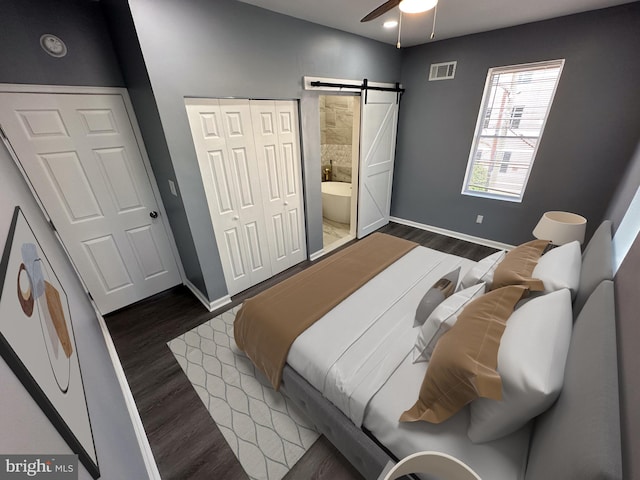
[490,239,549,291]
[400,285,528,424]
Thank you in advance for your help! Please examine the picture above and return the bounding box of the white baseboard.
[389,217,515,251]
[93,280,231,480]
[184,279,231,312]
[309,249,325,261]
[95,310,161,480]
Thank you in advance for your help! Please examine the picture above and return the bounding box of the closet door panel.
[276,101,306,264]
[187,98,306,296]
[283,145,297,196]
[224,227,247,281]
[271,214,287,261]
[186,100,255,295]
[244,221,267,272]
[219,100,272,288]
[288,208,303,255]
[206,149,235,215]
[264,145,281,201]
[251,100,293,275]
[230,147,256,209]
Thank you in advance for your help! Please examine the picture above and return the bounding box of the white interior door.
[251,100,306,275]
[0,92,182,314]
[357,89,400,238]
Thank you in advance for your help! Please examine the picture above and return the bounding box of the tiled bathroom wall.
[320,96,354,183]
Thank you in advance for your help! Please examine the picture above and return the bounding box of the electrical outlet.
[168,179,177,197]
[476,215,484,224]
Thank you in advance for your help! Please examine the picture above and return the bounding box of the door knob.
[149,211,158,219]
[284,201,289,206]
[232,215,239,221]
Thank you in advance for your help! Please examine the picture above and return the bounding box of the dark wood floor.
[104,223,496,480]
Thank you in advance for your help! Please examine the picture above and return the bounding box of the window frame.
[461,59,565,203]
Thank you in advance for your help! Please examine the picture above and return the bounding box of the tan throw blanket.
[234,232,418,389]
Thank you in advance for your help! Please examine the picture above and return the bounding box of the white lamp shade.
[533,211,587,245]
[399,0,438,14]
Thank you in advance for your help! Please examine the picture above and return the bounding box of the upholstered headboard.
[574,220,614,315]
[525,221,621,480]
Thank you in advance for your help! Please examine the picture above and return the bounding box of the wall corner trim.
[95,310,162,480]
[184,279,231,312]
[389,216,516,251]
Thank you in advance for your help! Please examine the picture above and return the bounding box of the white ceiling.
[236,0,634,47]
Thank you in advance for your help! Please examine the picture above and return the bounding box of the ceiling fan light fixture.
[399,0,438,14]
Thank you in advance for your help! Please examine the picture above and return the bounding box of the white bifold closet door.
[250,101,306,276]
[185,99,306,296]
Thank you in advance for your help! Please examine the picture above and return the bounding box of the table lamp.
[533,211,587,245]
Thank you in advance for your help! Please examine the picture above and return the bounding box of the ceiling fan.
[361,0,438,23]
[361,0,439,46]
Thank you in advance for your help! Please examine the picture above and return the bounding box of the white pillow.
[532,241,581,298]
[468,288,573,443]
[412,282,486,363]
[459,250,506,290]
[414,267,461,327]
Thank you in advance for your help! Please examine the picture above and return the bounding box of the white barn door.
[357,89,400,238]
[0,92,182,314]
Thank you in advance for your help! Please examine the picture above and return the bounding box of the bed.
[234,221,621,480]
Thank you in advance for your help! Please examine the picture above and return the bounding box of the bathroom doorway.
[320,94,361,253]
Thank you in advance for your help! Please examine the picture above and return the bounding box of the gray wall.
[0,2,149,477]
[607,140,640,231]
[392,3,640,245]
[123,0,402,300]
[0,146,149,480]
[0,0,123,87]
[606,138,640,480]
[100,0,208,297]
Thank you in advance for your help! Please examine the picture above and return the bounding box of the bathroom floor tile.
[323,219,350,249]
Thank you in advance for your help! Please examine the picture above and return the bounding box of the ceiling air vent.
[429,61,457,81]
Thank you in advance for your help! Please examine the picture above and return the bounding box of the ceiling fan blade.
[361,0,402,22]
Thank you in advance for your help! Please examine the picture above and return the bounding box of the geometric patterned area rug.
[168,305,319,480]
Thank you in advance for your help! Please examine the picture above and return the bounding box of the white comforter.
[287,246,473,426]
[287,246,532,480]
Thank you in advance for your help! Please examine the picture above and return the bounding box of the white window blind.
[462,60,564,202]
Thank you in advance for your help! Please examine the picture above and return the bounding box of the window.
[462,60,564,202]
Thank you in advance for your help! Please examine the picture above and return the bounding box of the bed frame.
[281,221,622,480]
